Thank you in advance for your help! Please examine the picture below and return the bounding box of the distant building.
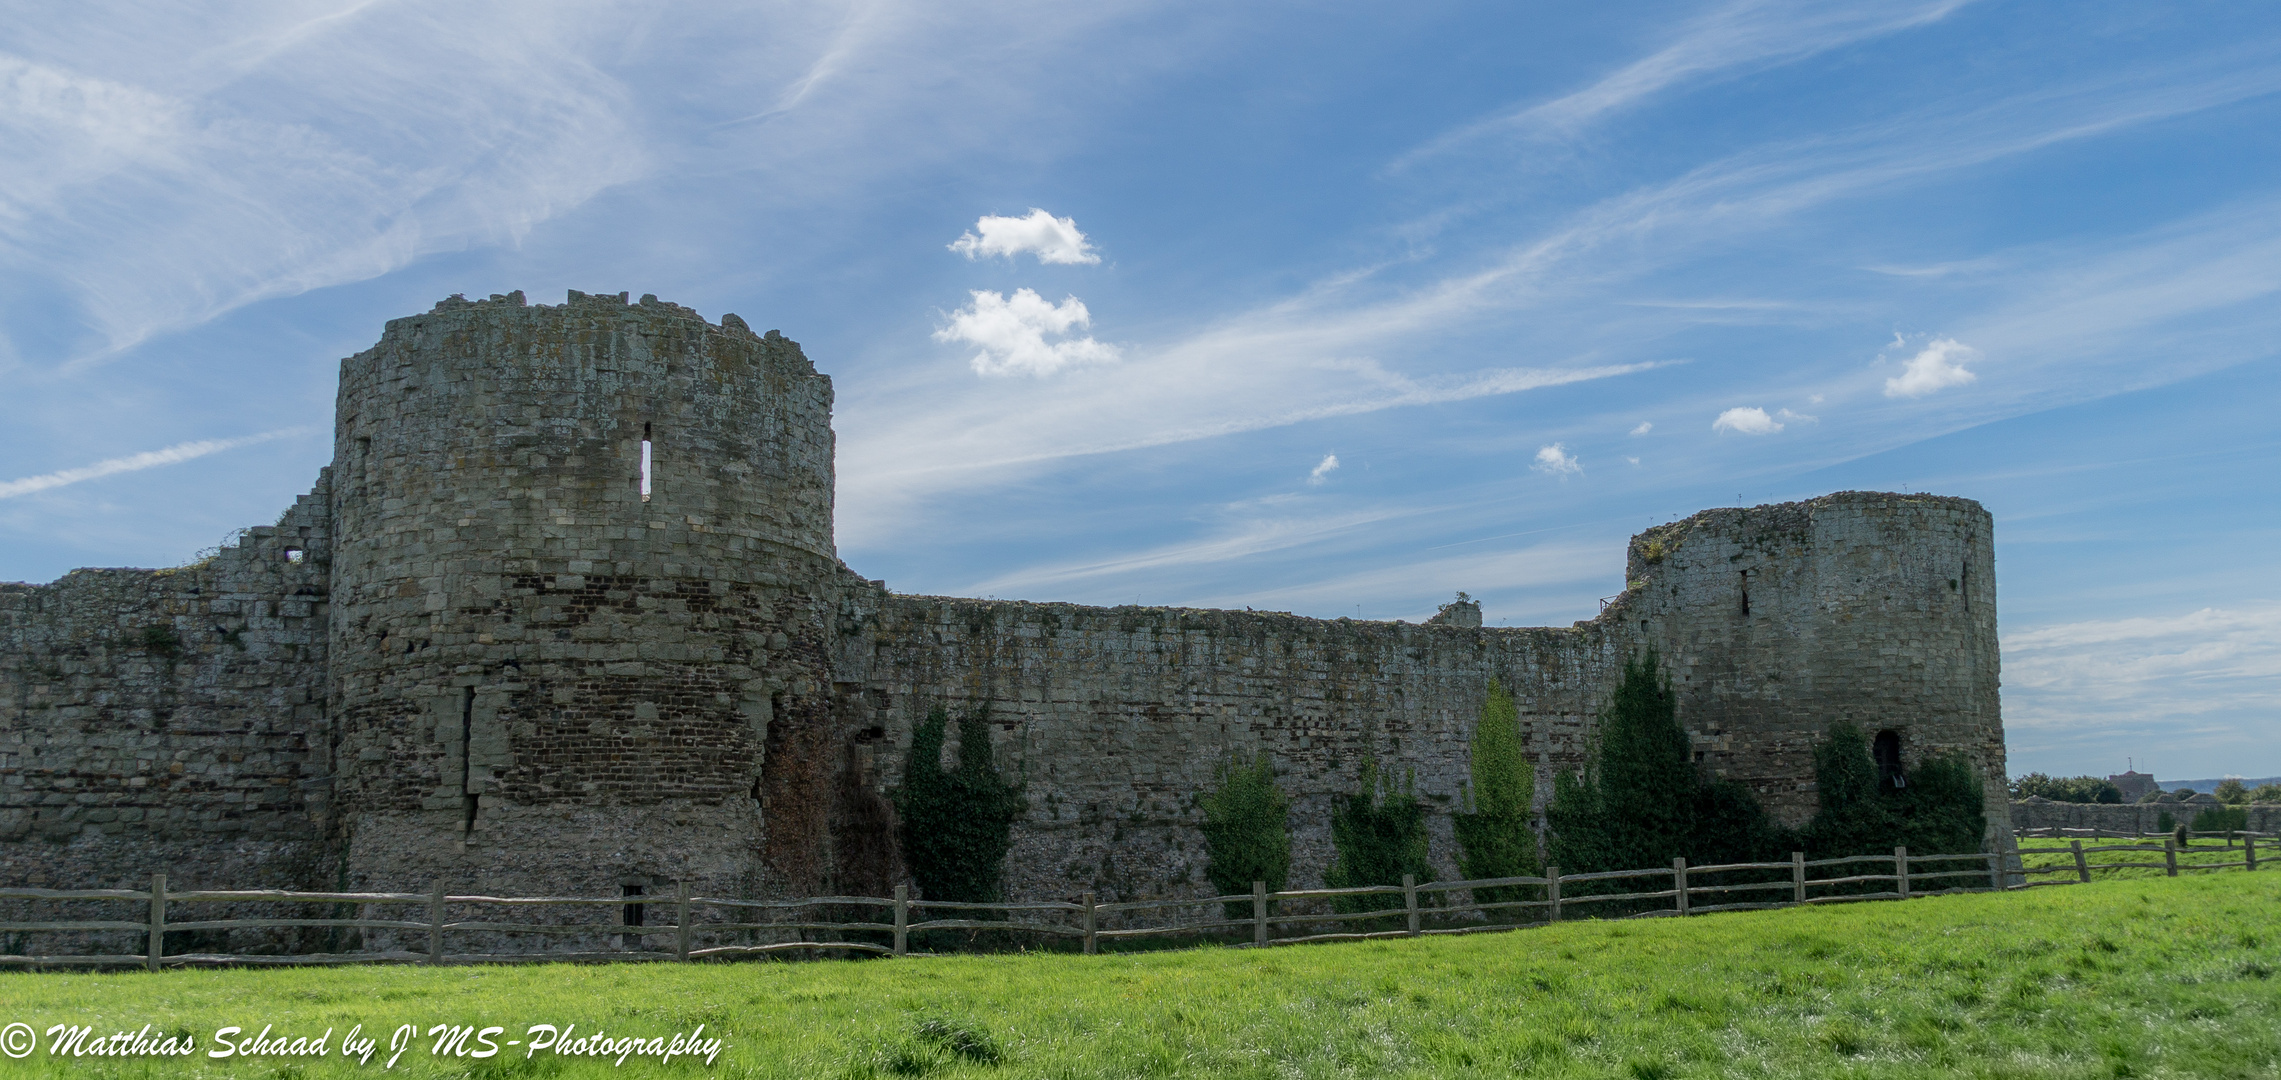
[2110,770,2157,802]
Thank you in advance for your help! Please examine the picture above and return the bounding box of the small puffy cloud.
[1883,336,1979,398]
[1629,421,1652,436]
[1713,407,1782,435]
[1532,443,1581,475]
[948,208,1100,265]
[1308,454,1340,484]
[935,289,1121,377]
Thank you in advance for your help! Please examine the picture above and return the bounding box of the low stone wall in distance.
[2011,798,2281,834]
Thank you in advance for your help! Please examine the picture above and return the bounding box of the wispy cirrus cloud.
[0,429,308,499]
[840,44,2281,548]
[1394,0,1973,167]
[0,1,651,366]
[2002,603,2281,770]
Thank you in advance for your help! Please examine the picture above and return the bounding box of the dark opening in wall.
[1873,729,1905,789]
[461,687,478,833]
[639,422,652,503]
[620,884,645,948]
[1738,570,1751,617]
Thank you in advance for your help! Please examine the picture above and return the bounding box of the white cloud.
[1531,443,1582,475]
[0,429,305,499]
[1883,336,1980,398]
[1624,455,1641,465]
[1308,454,1340,484]
[934,288,1121,377]
[1776,408,1817,424]
[2003,603,2281,733]
[1712,406,1782,435]
[1396,0,1972,164]
[1629,421,1652,435]
[0,5,649,366]
[948,208,1100,265]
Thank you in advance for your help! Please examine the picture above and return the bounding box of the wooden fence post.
[428,885,445,965]
[146,873,166,973]
[2072,840,2090,883]
[1252,881,1268,946]
[675,880,690,962]
[1403,874,1419,936]
[1895,847,1910,899]
[1793,851,1807,904]
[1081,892,1097,956]
[1673,858,1689,915]
[2165,836,2178,877]
[892,885,908,956]
[1546,866,1561,923]
[2249,835,2260,872]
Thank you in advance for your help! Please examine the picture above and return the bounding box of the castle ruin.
[0,291,2013,906]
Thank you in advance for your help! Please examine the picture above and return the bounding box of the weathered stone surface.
[2011,799,2276,834]
[0,292,2015,930]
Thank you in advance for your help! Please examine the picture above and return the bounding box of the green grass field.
[2,872,2275,1080]
[2015,835,2264,881]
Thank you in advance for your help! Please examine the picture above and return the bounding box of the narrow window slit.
[639,422,652,502]
[461,686,478,833]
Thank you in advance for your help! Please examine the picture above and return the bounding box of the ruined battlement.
[0,293,2010,909]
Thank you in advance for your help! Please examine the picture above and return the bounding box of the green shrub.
[2192,805,2249,834]
[892,704,1024,904]
[1454,681,1540,912]
[2156,811,2176,834]
[2010,773,2123,804]
[1198,753,1290,917]
[1546,651,1790,893]
[2252,784,2281,804]
[1802,723,1986,859]
[2214,778,2249,805]
[1324,760,1432,914]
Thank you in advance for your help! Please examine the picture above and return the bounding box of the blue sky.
[2,1,2276,781]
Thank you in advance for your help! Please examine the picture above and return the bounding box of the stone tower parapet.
[326,290,854,899]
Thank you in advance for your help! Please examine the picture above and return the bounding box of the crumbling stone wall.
[835,493,2013,904]
[0,482,332,893]
[0,292,2016,925]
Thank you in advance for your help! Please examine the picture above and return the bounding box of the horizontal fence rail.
[1,831,2268,969]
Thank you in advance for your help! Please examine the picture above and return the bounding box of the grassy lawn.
[2015,835,2265,881]
[2,872,2275,1080]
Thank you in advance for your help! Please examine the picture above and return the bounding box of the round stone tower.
[325,290,860,898]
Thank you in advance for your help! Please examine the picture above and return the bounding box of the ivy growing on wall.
[1801,721,1986,859]
[1453,680,1539,911]
[1198,753,1290,918]
[893,704,1025,904]
[1324,760,1433,914]
[1547,650,1790,892]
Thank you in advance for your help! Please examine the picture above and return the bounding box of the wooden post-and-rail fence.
[0,832,2268,970]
